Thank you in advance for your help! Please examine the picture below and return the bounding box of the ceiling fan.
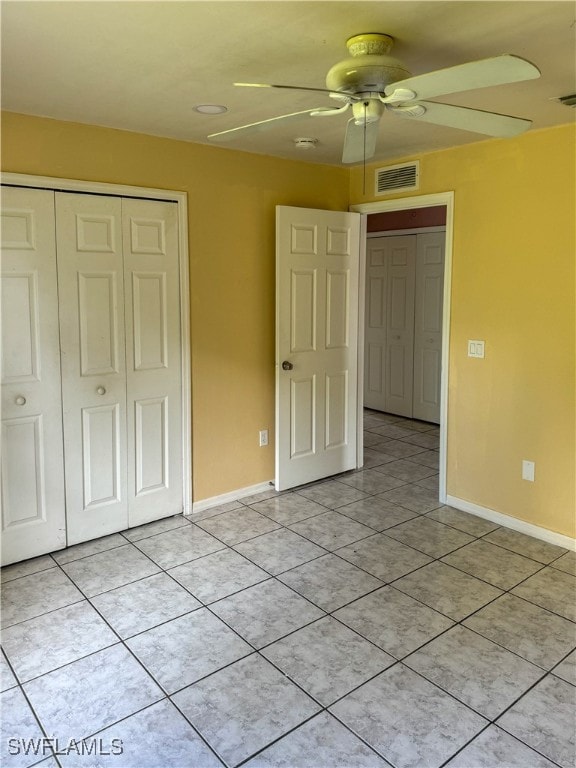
[207,33,541,164]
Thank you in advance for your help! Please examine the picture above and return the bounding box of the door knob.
[281,361,294,371]
[15,395,26,406]
[96,386,106,395]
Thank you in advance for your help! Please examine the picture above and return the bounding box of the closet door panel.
[413,233,445,423]
[78,271,121,375]
[56,193,128,544]
[364,239,387,411]
[81,403,123,508]
[123,199,182,526]
[1,187,66,565]
[385,237,416,417]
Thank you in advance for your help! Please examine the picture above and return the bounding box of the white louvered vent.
[375,161,419,195]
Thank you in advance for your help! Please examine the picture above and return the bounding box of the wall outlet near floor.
[522,460,535,482]
[259,429,269,447]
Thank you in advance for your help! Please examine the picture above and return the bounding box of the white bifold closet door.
[413,233,445,423]
[56,193,129,543]
[364,231,444,423]
[56,192,182,545]
[1,186,183,564]
[1,187,67,562]
[122,197,182,528]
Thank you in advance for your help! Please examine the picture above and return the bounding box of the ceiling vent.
[375,161,419,195]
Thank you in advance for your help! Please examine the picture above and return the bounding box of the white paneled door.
[123,198,182,527]
[364,235,417,415]
[385,236,417,417]
[276,206,360,491]
[413,232,445,422]
[363,231,445,423]
[56,193,182,544]
[1,186,183,562]
[55,193,129,543]
[364,237,387,411]
[1,187,67,563]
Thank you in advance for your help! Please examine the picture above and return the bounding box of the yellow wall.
[351,124,576,537]
[2,113,574,537]
[1,112,349,501]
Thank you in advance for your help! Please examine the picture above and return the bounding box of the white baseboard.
[192,481,275,514]
[445,495,576,552]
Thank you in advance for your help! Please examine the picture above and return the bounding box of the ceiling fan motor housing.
[326,33,411,97]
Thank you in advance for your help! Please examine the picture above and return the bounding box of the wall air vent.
[375,161,419,195]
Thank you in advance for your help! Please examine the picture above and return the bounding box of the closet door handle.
[96,386,106,396]
[15,395,26,406]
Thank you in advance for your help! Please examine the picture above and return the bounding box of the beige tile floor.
[1,409,575,768]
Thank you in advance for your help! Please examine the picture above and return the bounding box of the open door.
[275,205,361,491]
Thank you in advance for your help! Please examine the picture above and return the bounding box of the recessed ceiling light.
[194,104,228,114]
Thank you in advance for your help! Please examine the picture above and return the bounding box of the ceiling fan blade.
[391,101,532,137]
[383,55,540,103]
[342,118,379,164]
[235,82,357,99]
[207,108,330,142]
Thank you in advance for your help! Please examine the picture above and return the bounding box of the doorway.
[364,210,446,422]
[351,192,454,503]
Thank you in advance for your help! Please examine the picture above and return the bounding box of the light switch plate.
[468,340,485,358]
[522,460,535,482]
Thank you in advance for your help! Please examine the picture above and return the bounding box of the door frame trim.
[350,192,454,503]
[1,172,192,514]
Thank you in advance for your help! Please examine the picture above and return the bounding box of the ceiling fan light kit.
[352,100,383,125]
[208,32,541,165]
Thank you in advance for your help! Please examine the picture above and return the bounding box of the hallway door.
[276,205,361,490]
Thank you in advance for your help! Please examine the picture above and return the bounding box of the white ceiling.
[2,1,575,166]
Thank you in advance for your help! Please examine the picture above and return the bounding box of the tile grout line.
[18,500,469,767]
[29,557,228,767]
[2,415,574,768]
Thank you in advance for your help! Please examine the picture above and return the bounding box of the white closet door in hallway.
[1,187,67,562]
[383,235,417,417]
[413,233,445,422]
[364,231,445,423]
[1,186,183,562]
